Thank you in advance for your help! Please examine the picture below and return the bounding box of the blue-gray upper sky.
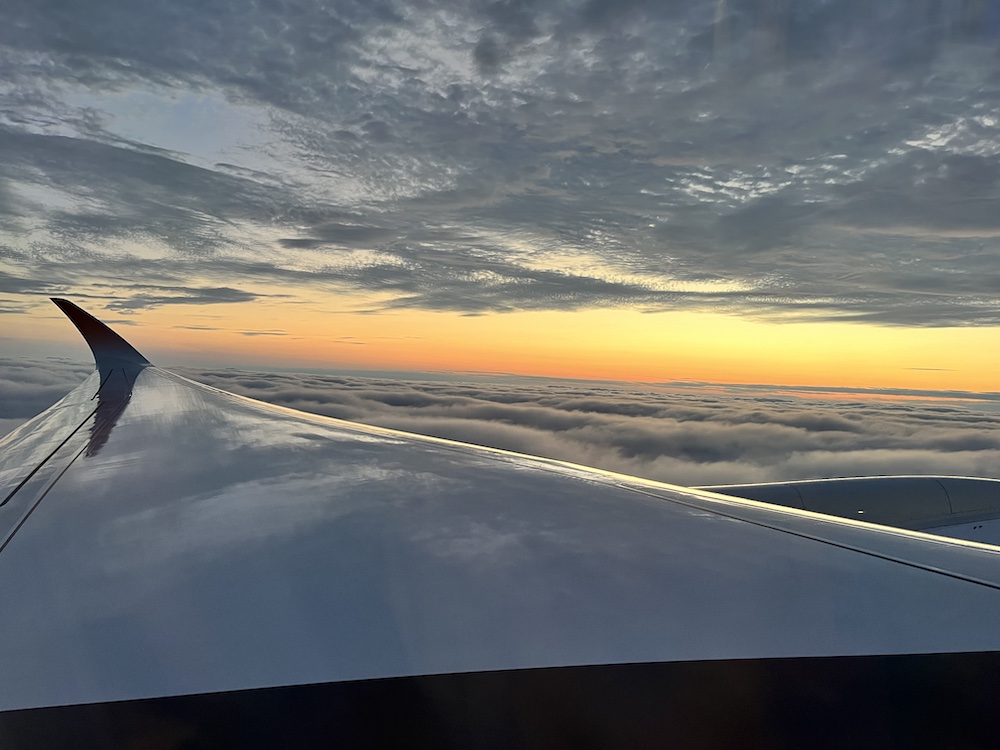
[2,0,1000,324]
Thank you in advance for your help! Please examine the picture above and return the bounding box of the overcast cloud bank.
[6,359,1000,487]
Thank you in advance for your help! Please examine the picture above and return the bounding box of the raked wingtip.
[51,298,151,371]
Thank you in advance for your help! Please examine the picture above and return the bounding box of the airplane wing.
[699,476,1000,544]
[2,300,1000,748]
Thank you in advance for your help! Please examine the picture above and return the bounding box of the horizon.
[6,299,1000,393]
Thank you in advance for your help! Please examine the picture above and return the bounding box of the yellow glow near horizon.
[16,300,1000,393]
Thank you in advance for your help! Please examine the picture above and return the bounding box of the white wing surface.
[1,300,999,747]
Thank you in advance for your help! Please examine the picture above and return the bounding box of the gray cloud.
[106,286,263,310]
[2,1,1000,323]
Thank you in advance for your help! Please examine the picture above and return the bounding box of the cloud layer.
[2,2,1000,323]
[13,359,1000,489]
[0,357,92,437]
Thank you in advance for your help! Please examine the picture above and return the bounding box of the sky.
[2,1,1000,391]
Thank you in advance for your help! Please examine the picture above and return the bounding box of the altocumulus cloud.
[2,2,1000,324]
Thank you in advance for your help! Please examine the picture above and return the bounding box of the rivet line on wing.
[0,441,90,556]
[0,393,133,557]
[629,486,1000,594]
[0,405,100,509]
[90,369,116,401]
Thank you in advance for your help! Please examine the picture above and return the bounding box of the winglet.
[51,298,151,373]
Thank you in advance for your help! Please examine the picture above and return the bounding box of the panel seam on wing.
[627,486,1000,594]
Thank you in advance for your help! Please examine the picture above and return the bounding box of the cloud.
[165,366,1000,487]
[6,357,1000,489]
[2,1,1000,324]
[0,357,91,422]
[106,286,263,310]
